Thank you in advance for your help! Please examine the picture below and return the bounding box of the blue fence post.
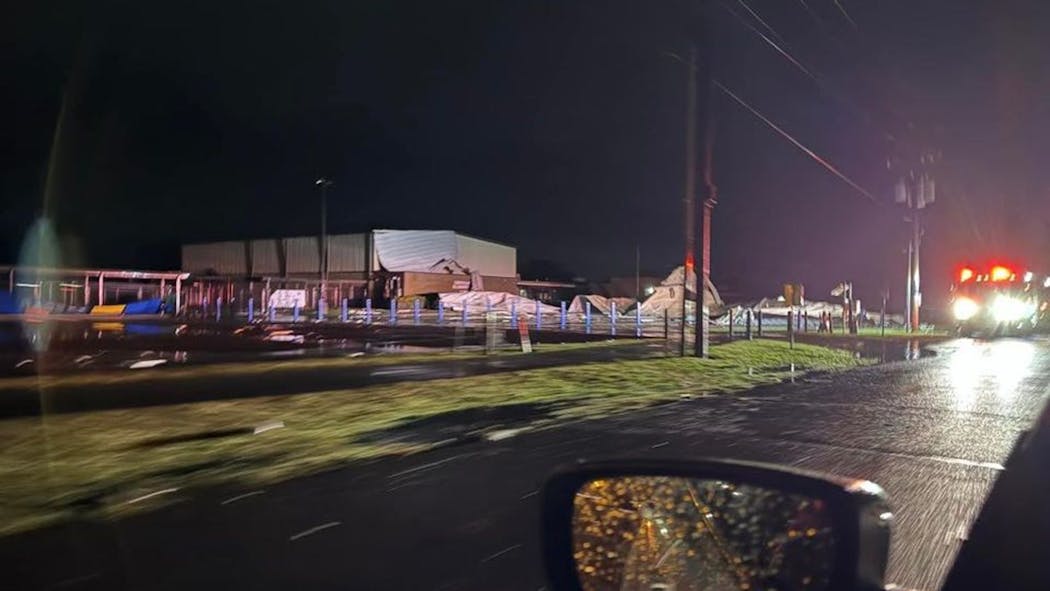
[268,303,276,322]
[216,297,223,322]
[389,299,397,325]
[438,300,445,324]
[510,301,517,327]
[248,297,254,323]
[585,301,592,334]
[413,298,421,325]
[317,298,324,321]
[293,302,300,323]
[560,301,567,330]
[485,297,492,315]
[365,298,373,325]
[535,300,541,331]
[635,305,642,338]
[462,305,468,327]
[610,301,617,336]
[341,298,348,322]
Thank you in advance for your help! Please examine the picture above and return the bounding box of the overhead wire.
[724,0,945,175]
[833,0,860,29]
[713,79,879,204]
[733,0,784,44]
[720,1,816,81]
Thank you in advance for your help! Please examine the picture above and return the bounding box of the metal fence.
[186,296,864,340]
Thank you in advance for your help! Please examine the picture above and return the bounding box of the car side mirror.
[542,459,892,591]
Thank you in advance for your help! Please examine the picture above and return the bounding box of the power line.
[713,79,879,204]
[734,0,784,44]
[720,1,816,81]
[833,0,860,29]
[723,0,911,147]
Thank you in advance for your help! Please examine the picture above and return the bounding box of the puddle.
[859,339,938,362]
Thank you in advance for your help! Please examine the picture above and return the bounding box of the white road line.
[289,521,342,541]
[220,490,266,505]
[388,453,473,479]
[486,428,526,442]
[519,490,539,500]
[370,366,426,377]
[129,359,167,369]
[125,488,178,505]
[254,421,285,434]
[650,441,670,449]
[47,571,101,589]
[480,543,522,563]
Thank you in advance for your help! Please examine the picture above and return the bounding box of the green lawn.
[0,339,869,535]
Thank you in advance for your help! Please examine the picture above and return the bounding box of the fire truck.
[950,264,1048,336]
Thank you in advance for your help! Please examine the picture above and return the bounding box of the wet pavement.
[0,318,640,377]
[4,337,1049,590]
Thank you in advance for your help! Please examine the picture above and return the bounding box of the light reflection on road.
[948,339,1036,411]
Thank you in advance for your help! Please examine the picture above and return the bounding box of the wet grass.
[0,339,868,535]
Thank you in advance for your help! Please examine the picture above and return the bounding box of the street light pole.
[315,177,333,313]
[680,44,698,357]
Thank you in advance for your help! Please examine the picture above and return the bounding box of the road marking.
[254,421,285,434]
[519,490,539,500]
[129,359,167,369]
[756,435,1006,471]
[126,487,178,505]
[650,441,670,449]
[47,571,101,589]
[370,365,426,377]
[388,453,474,479]
[289,521,342,541]
[221,490,266,505]
[486,428,526,441]
[480,543,522,563]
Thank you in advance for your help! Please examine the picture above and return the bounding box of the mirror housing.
[542,458,892,591]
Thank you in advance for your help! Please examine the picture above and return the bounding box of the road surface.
[5,337,1049,590]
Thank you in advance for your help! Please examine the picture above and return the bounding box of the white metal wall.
[182,242,247,274]
[327,233,368,272]
[456,234,516,277]
[373,230,457,272]
[284,236,320,274]
[250,240,281,275]
[182,231,513,277]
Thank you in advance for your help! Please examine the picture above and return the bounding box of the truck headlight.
[992,295,1029,322]
[953,297,979,321]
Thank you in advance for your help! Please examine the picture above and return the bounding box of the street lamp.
[315,177,334,314]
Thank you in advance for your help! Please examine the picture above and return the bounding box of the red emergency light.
[990,265,1014,282]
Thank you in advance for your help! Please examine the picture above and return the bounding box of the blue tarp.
[123,298,163,315]
[126,323,173,336]
[0,292,21,314]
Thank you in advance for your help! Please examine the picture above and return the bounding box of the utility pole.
[680,44,698,357]
[894,151,935,334]
[315,177,334,313]
[910,207,921,332]
[904,240,912,330]
[695,45,716,359]
[635,244,641,303]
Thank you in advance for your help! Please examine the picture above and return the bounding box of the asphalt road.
[5,337,1049,591]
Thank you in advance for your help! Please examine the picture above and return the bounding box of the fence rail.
[184,296,865,339]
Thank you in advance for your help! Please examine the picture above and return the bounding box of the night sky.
[4,1,1050,310]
